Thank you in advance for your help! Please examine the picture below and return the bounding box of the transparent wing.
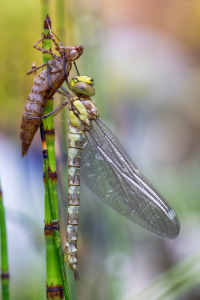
[80,118,180,239]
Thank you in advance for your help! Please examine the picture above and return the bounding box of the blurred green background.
[1,0,200,299]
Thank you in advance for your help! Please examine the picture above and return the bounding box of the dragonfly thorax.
[69,95,98,129]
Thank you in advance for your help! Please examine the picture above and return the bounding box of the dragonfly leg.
[73,61,80,76]
[46,21,61,50]
[34,37,56,58]
[27,101,68,121]
[60,86,70,95]
[51,101,68,117]
[46,60,70,97]
[51,30,64,46]
[63,55,74,92]
[27,62,47,75]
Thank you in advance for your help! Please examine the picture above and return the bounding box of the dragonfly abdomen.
[64,126,84,280]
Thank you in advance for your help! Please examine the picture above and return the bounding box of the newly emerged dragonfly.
[32,75,180,280]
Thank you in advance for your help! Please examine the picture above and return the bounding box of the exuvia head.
[55,46,84,61]
[45,18,84,61]
[70,76,95,97]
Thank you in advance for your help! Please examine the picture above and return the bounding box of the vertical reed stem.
[0,180,9,300]
[41,125,70,300]
[55,0,69,222]
[41,0,50,22]
[41,15,70,300]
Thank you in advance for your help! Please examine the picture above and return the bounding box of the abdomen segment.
[64,125,83,280]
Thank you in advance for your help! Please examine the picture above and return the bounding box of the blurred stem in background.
[134,251,200,300]
[41,0,49,22]
[0,178,9,300]
[56,0,65,38]
[55,3,77,298]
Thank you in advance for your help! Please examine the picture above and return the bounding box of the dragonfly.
[32,75,180,280]
[20,17,83,157]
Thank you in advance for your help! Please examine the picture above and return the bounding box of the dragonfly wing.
[80,118,180,239]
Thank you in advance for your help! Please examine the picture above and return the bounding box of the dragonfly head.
[56,46,84,61]
[70,76,95,97]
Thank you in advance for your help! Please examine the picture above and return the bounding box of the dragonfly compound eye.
[70,77,95,97]
[71,81,95,97]
[69,49,79,60]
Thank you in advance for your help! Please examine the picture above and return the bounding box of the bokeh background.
[1,0,200,299]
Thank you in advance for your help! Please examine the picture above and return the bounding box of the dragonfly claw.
[74,270,80,281]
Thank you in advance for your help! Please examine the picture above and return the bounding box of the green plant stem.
[41,0,49,22]
[41,126,70,300]
[55,0,69,227]
[56,0,65,40]
[42,15,70,300]
[0,180,9,300]
[41,16,63,300]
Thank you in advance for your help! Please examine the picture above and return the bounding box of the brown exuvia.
[20,26,84,156]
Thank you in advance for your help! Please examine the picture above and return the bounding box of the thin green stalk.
[56,0,65,40]
[41,15,70,300]
[41,126,70,300]
[41,15,63,300]
[0,180,9,300]
[56,0,67,158]
[55,7,77,299]
[41,0,50,22]
[55,0,69,223]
